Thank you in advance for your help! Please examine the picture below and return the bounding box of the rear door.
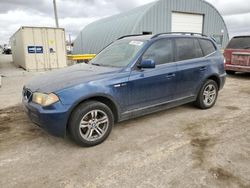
[174,37,212,99]
[127,39,177,111]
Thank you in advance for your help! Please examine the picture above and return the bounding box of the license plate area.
[231,52,250,66]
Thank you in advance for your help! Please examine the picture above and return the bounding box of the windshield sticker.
[129,41,143,46]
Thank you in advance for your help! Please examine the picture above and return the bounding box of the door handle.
[200,67,207,71]
[165,73,176,79]
[114,83,127,88]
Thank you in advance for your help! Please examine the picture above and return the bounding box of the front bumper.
[225,64,250,73]
[23,99,71,137]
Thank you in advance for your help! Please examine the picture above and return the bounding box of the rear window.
[175,38,203,61]
[199,39,216,56]
[226,36,250,49]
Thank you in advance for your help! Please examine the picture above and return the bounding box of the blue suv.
[23,33,226,146]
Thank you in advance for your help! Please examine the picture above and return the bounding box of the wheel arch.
[206,74,221,89]
[66,95,121,135]
[195,74,221,98]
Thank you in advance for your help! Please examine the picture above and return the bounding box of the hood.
[26,64,121,93]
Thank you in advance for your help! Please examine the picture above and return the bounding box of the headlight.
[32,92,59,106]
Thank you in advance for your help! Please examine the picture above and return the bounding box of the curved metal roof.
[73,2,155,54]
[201,0,229,39]
[73,0,229,54]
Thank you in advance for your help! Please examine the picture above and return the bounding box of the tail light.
[223,50,231,65]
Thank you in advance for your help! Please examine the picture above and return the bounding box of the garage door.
[171,12,203,34]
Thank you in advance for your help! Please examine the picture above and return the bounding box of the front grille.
[23,87,33,101]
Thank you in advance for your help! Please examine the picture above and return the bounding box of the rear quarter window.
[226,37,250,49]
[199,39,216,56]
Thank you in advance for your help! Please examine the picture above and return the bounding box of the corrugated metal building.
[73,0,229,54]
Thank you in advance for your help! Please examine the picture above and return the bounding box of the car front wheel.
[195,80,218,109]
[69,101,114,147]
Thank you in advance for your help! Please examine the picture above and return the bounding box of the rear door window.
[199,39,216,56]
[226,36,250,49]
[142,39,174,65]
[175,38,203,61]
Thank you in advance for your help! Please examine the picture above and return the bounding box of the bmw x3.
[23,33,226,146]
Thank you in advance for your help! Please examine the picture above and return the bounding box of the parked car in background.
[23,33,226,147]
[224,36,250,74]
[2,44,11,54]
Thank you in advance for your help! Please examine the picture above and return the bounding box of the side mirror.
[138,59,155,69]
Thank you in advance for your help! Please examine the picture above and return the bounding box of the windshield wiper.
[243,46,250,49]
[92,63,100,66]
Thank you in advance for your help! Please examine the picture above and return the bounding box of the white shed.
[10,26,67,71]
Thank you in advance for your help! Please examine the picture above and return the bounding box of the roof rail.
[117,34,150,40]
[151,32,208,39]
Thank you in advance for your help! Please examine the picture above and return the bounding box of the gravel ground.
[0,55,44,109]
[0,54,250,188]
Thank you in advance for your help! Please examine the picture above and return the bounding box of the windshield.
[227,36,250,49]
[90,39,146,67]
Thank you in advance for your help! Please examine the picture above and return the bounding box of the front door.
[127,39,177,111]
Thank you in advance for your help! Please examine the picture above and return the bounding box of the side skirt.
[119,96,196,122]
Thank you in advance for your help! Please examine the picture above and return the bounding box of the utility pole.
[69,34,72,52]
[53,0,59,28]
[69,34,71,45]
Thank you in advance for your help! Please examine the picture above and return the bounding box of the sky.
[0,0,249,44]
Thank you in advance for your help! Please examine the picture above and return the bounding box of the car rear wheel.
[226,70,235,75]
[69,101,114,147]
[195,80,218,109]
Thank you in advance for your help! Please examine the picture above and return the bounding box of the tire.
[69,101,114,147]
[195,80,218,109]
[226,70,235,75]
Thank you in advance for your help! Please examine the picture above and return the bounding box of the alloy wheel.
[79,110,109,142]
[203,84,217,106]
